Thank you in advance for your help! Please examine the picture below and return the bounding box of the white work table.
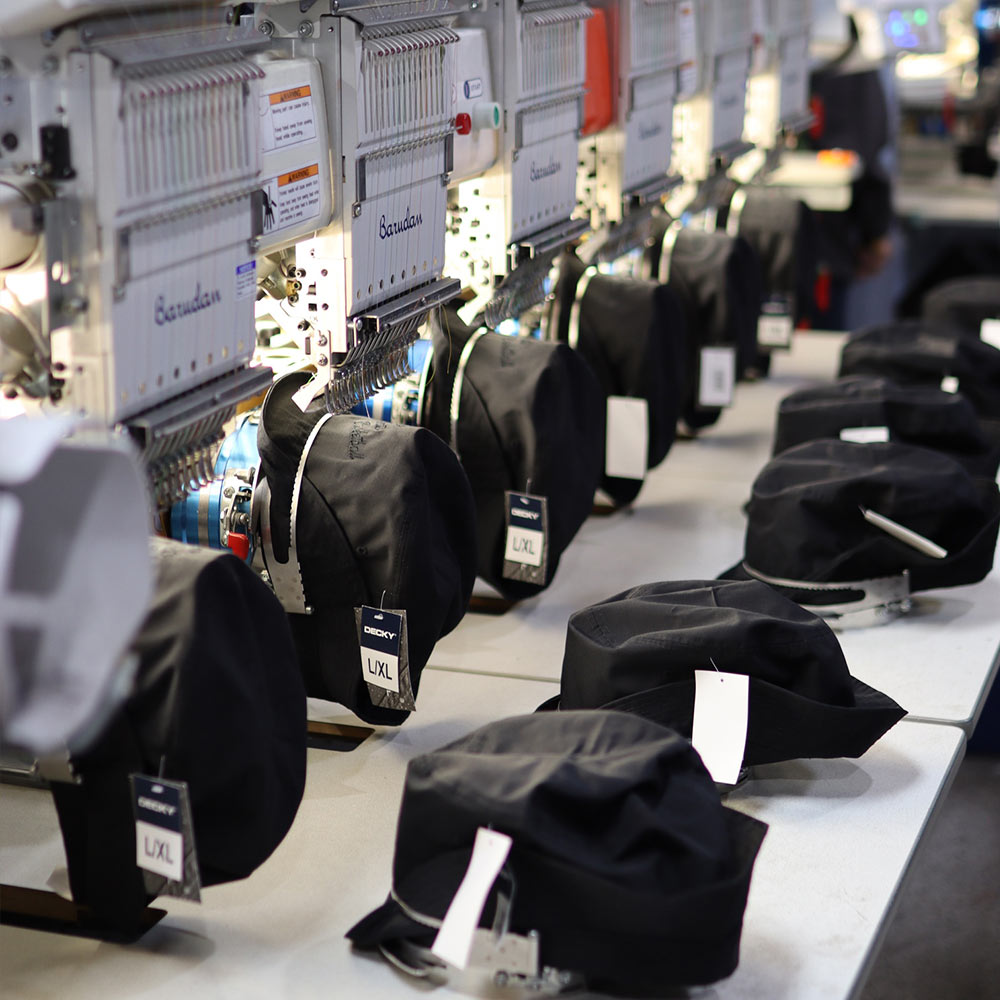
[0,668,966,1000]
[0,331,994,1000]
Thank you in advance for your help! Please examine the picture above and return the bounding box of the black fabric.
[645,223,763,429]
[551,579,904,765]
[257,372,477,725]
[422,307,604,600]
[839,320,1000,436]
[732,439,1000,594]
[548,252,686,504]
[725,188,820,327]
[922,276,1000,339]
[53,538,308,922]
[773,375,1000,478]
[347,711,767,994]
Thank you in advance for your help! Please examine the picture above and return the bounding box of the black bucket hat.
[721,187,820,327]
[772,375,1000,478]
[51,539,307,932]
[644,223,763,430]
[547,251,686,505]
[839,320,1000,433]
[922,276,1000,339]
[347,711,767,995]
[256,372,477,725]
[544,579,905,765]
[421,307,604,601]
[721,439,1000,625]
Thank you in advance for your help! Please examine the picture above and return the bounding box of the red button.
[455,112,472,135]
[227,532,250,561]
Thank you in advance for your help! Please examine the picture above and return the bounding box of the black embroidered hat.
[547,251,686,505]
[255,372,478,725]
[51,539,307,933]
[922,276,1000,340]
[644,223,763,431]
[347,711,767,995]
[839,320,1000,433]
[420,306,604,601]
[545,579,905,765]
[772,375,1000,478]
[721,188,819,326]
[721,439,1000,625]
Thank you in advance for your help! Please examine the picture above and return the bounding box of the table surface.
[436,332,1000,732]
[0,331,992,1000]
[0,670,967,1000]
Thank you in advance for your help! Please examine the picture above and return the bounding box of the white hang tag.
[130,774,201,901]
[503,491,548,584]
[840,426,890,444]
[757,313,794,350]
[605,396,648,480]
[356,606,416,711]
[980,318,1000,350]
[698,347,736,409]
[860,507,948,559]
[432,828,513,970]
[292,376,324,413]
[692,670,749,786]
[940,375,960,394]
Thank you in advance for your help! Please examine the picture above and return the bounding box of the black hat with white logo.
[544,578,905,764]
[421,306,604,601]
[51,539,307,932]
[256,372,478,725]
[721,439,1000,626]
[347,710,766,995]
[772,375,1000,478]
[547,251,686,505]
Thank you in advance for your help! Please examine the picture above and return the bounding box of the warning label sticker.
[261,85,318,151]
[262,164,322,233]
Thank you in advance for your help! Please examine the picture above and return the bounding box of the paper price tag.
[940,375,960,394]
[698,347,736,409]
[356,607,417,711]
[692,671,749,786]
[432,828,513,970]
[606,396,648,481]
[130,774,201,901]
[981,318,1000,350]
[840,425,890,444]
[757,298,794,350]
[503,492,548,585]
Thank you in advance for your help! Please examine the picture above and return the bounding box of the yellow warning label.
[269,86,312,106]
[278,164,320,187]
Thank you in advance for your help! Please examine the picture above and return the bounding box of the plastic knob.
[227,532,250,562]
[455,112,472,135]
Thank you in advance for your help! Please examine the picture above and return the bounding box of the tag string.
[710,657,722,681]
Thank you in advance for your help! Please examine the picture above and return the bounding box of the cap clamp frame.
[741,563,912,629]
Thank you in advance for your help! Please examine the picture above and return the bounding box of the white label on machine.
[235,260,257,301]
[677,2,699,97]
[606,396,649,481]
[261,86,318,152]
[699,347,736,408]
[463,77,484,99]
[262,165,322,234]
[981,318,1000,350]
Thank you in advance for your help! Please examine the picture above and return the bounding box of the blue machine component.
[170,413,260,560]
[352,339,434,426]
